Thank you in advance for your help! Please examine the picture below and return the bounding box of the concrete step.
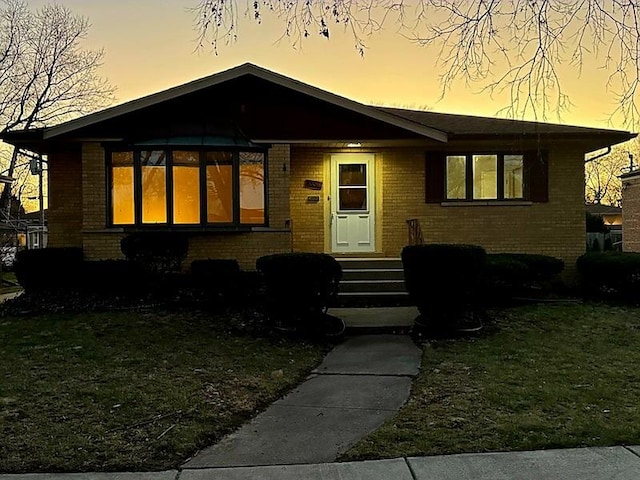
[340,279,407,293]
[334,291,412,308]
[337,258,403,270]
[334,258,409,306]
[341,268,405,281]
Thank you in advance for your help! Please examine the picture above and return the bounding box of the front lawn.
[0,310,326,473]
[342,303,640,460]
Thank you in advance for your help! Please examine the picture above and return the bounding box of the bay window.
[109,148,267,227]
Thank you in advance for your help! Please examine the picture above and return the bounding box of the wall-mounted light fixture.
[346,142,362,148]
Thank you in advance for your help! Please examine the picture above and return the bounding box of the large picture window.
[109,148,267,227]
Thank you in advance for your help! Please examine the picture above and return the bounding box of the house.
[0,63,635,278]
[22,209,48,249]
[585,203,622,249]
[621,169,640,252]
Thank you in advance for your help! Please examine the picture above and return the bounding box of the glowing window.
[111,151,134,225]
[173,151,200,224]
[141,150,167,224]
[108,148,267,227]
[504,155,524,199]
[206,151,233,223]
[446,155,466,200]
[473,154,498,200]
[240,152,265,224]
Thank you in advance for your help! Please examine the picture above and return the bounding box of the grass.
[342,303,640,460]
[0,309,326,473]
[0,271,21,295]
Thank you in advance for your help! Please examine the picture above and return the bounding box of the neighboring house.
[22,209,48,249]
[586,203,622,249]
[0,63,636,278]
[621,169,640,252]
[586,203,622,229]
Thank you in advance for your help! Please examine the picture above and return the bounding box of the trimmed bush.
[402,244,486,334]
[190,259,242,303]
[14,247,83,293]
[120,232,189,274]
[577,252,640,302]
[80,260,149,297]
[256,253,342,331]
[484,253,565,301]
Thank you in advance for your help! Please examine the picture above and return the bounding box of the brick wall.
[622,172,640,252]
[47,149,82,247]
[290,144,586,278]
[52,140,586,275]
[290,147,326,252]
[78,143,291,270]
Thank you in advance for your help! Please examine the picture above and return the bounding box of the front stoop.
[335,258,411,307]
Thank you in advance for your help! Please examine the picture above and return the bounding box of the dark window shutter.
[526,150,549,202]
[425,152,445,203]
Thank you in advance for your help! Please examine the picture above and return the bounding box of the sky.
[26,0,627,131]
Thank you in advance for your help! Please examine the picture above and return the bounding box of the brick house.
[1,63,635,275]
[622,169,640,252]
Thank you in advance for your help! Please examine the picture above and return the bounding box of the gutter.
[584,146,611,163]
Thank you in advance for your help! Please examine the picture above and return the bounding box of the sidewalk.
[183,335,422,468]
[3,447,640,479]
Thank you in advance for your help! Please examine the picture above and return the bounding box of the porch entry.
[330,153,376,253]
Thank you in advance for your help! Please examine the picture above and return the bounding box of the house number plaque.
[304,179,323,190]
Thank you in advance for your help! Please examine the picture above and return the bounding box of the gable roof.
[1,63,636,152]
[40,63,447,143]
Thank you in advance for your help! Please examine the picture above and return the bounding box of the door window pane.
[239,151,265,224]
[446,155,466,199]
[111,152,134,225]
[504,155,524,199]
[206,151,233,223]
[141,150,167,223]
[173,151,200,224]
[339,188,367,210]
[339,164,366,186]
[473,154,497,199]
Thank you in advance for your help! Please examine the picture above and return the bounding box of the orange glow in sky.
[27,0,625,130]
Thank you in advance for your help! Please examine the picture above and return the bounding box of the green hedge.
[402,244,486,334]
[14,247,84,293]
[256,253,342,329]
[577,252,640,302]
[485,253,564,300]
[120,232,189,274]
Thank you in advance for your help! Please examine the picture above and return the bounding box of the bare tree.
[192,1,640,125]
[585,140,638,206]
[0,0,114,212]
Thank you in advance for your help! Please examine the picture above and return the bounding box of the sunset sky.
[27,0,625,131]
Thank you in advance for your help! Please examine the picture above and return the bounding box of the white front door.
[331,153,375,253]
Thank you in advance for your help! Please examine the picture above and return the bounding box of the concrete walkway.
[5,447,640,479]
[183,335,422,468]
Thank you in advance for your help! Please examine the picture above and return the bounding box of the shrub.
[484,253,565,301]
[256,253,342,330]
[120,232,189,274]
[14,247,83,293]
[401,244,486,334]
[80,260,149,297]
[577,252,640,302]
[190,259,241,303]
[586,212,609,233]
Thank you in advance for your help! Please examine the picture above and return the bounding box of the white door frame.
[330,153,376,253]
